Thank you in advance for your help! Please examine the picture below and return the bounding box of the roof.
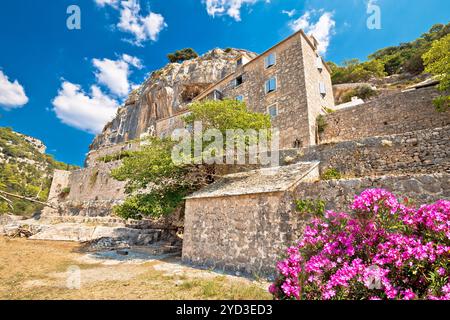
[185,161,319,199]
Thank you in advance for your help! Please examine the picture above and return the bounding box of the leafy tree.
[329,59,385,84]
[167,48,199,63]
[423,34,450,112]
[111,100,271,219]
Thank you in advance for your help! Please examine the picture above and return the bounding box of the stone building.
[156,30,335,149]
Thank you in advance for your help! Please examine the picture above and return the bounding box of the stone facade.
[183,192,299,275]
[320,87,450,143]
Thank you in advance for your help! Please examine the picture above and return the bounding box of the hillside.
[0,127,78,216]
[328,22,450,84]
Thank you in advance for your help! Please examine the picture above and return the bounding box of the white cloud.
[95,0,167,45]
[94,0,119,8]
[204,0,269,21]
[289,10,335,55]
[92,54,142,97]
[282,9,296,18]
[290,11,311,31]
[122,54,143,69]
[52,82,119,134]
[52,53,141,133]
[0,70,29,110]
[116,0,167,45]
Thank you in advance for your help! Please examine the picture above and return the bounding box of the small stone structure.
[182,162,319,275]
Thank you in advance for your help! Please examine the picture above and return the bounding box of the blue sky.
[0,0,449,166]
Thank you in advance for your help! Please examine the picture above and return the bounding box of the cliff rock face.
[90,48,257,151]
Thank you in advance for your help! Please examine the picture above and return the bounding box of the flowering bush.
[270,189,450,300]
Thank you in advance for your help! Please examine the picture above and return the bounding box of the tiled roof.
[186,161,319,199]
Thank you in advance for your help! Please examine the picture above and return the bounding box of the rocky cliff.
[90,48,257,150]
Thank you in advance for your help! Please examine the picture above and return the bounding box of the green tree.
[423,34,450,112]
[167,48,199,63]
[111,100,271,219]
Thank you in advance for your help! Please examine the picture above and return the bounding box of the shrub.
[316,115,327,134]
[98,151,133,163]
[59,187,71,198]
[321,168,342,180]
[432,95,449,113]
[89,170,99,187]
[295,199,326,216]
[167,48,199,63]
[270,189,450,300]
[423,34,450,112]
[340,86,378,103]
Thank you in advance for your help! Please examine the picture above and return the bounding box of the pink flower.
[402,289,416,300]
[270,190,450,301]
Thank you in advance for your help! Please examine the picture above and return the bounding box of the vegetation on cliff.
[111,100,271,219]
[329,23,450,84]
[167,48,199,63]
[0,127,78,216]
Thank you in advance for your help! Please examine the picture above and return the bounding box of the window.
[235,75,243,87]
[316,56,323,71]
[268,104,278,118]
[319,82,326,96]
[236,95,244,102]
[236,57,243,67]
[265,77,277,94]
[265,53,276,68]
[212,89,223,101]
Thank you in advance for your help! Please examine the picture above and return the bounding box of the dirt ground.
[0,237,271,300]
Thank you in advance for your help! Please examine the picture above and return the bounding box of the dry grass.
[0,237,271,300]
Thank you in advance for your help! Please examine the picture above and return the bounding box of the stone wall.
[156,112,189,138]
[182,191,303,276]
[294,173,450,213]
[85,141,141,167]
[320,87,450,143]
[65,161,126,202]
[46,169,71,203]
[298,125,450,177]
